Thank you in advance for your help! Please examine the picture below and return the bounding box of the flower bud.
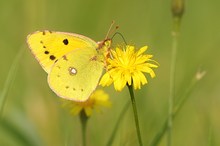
[171,0,184,19]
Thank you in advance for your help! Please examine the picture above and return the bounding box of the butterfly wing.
[48,48,104,101]
[27,30,98,73]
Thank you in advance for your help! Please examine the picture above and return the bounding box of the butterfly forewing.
[27,30,98,73]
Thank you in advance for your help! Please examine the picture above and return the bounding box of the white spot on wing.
[69,67,77,75]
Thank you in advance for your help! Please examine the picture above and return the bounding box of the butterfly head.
[97,38,111,49]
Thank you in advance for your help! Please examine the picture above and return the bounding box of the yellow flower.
[100,45,158,91]
[62,90,111,117]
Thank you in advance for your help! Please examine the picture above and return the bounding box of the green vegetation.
[0,0,219,145]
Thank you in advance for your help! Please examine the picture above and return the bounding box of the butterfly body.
[27,30,111,101]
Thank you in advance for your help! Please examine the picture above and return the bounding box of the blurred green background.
[0,0,220,146]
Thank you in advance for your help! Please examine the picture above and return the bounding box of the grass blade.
[0,48,24,117]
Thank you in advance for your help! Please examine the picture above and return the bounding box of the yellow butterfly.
[27,30,111,102]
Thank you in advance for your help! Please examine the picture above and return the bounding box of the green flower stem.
[80,110,89,146]
[168,16,181,146]
[168,0,184,143]
[128,85,143,146]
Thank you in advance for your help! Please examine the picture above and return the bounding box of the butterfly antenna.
[105,20,119,39]
[111,32,127,45]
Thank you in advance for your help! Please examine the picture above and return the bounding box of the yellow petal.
[114,77,126,91]
[85,107,93,116]
[132,73,141,90]
[136,46,148,56]
[99,73,113,86]
[71,106,83,115]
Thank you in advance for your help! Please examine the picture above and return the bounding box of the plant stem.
[80,110,88,146]
[127,85,143,146]
[0,48,24,118]
[150,69,205,146]
[168,17,180,146]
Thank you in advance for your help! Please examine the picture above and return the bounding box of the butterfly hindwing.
[48,48,104,101]
[27,30,98,73]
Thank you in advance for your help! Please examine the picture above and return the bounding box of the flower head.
[62,90,111,117]
[100,45,158,91]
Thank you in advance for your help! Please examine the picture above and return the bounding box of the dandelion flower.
[100,45,158,91]
[62,90,111,117]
